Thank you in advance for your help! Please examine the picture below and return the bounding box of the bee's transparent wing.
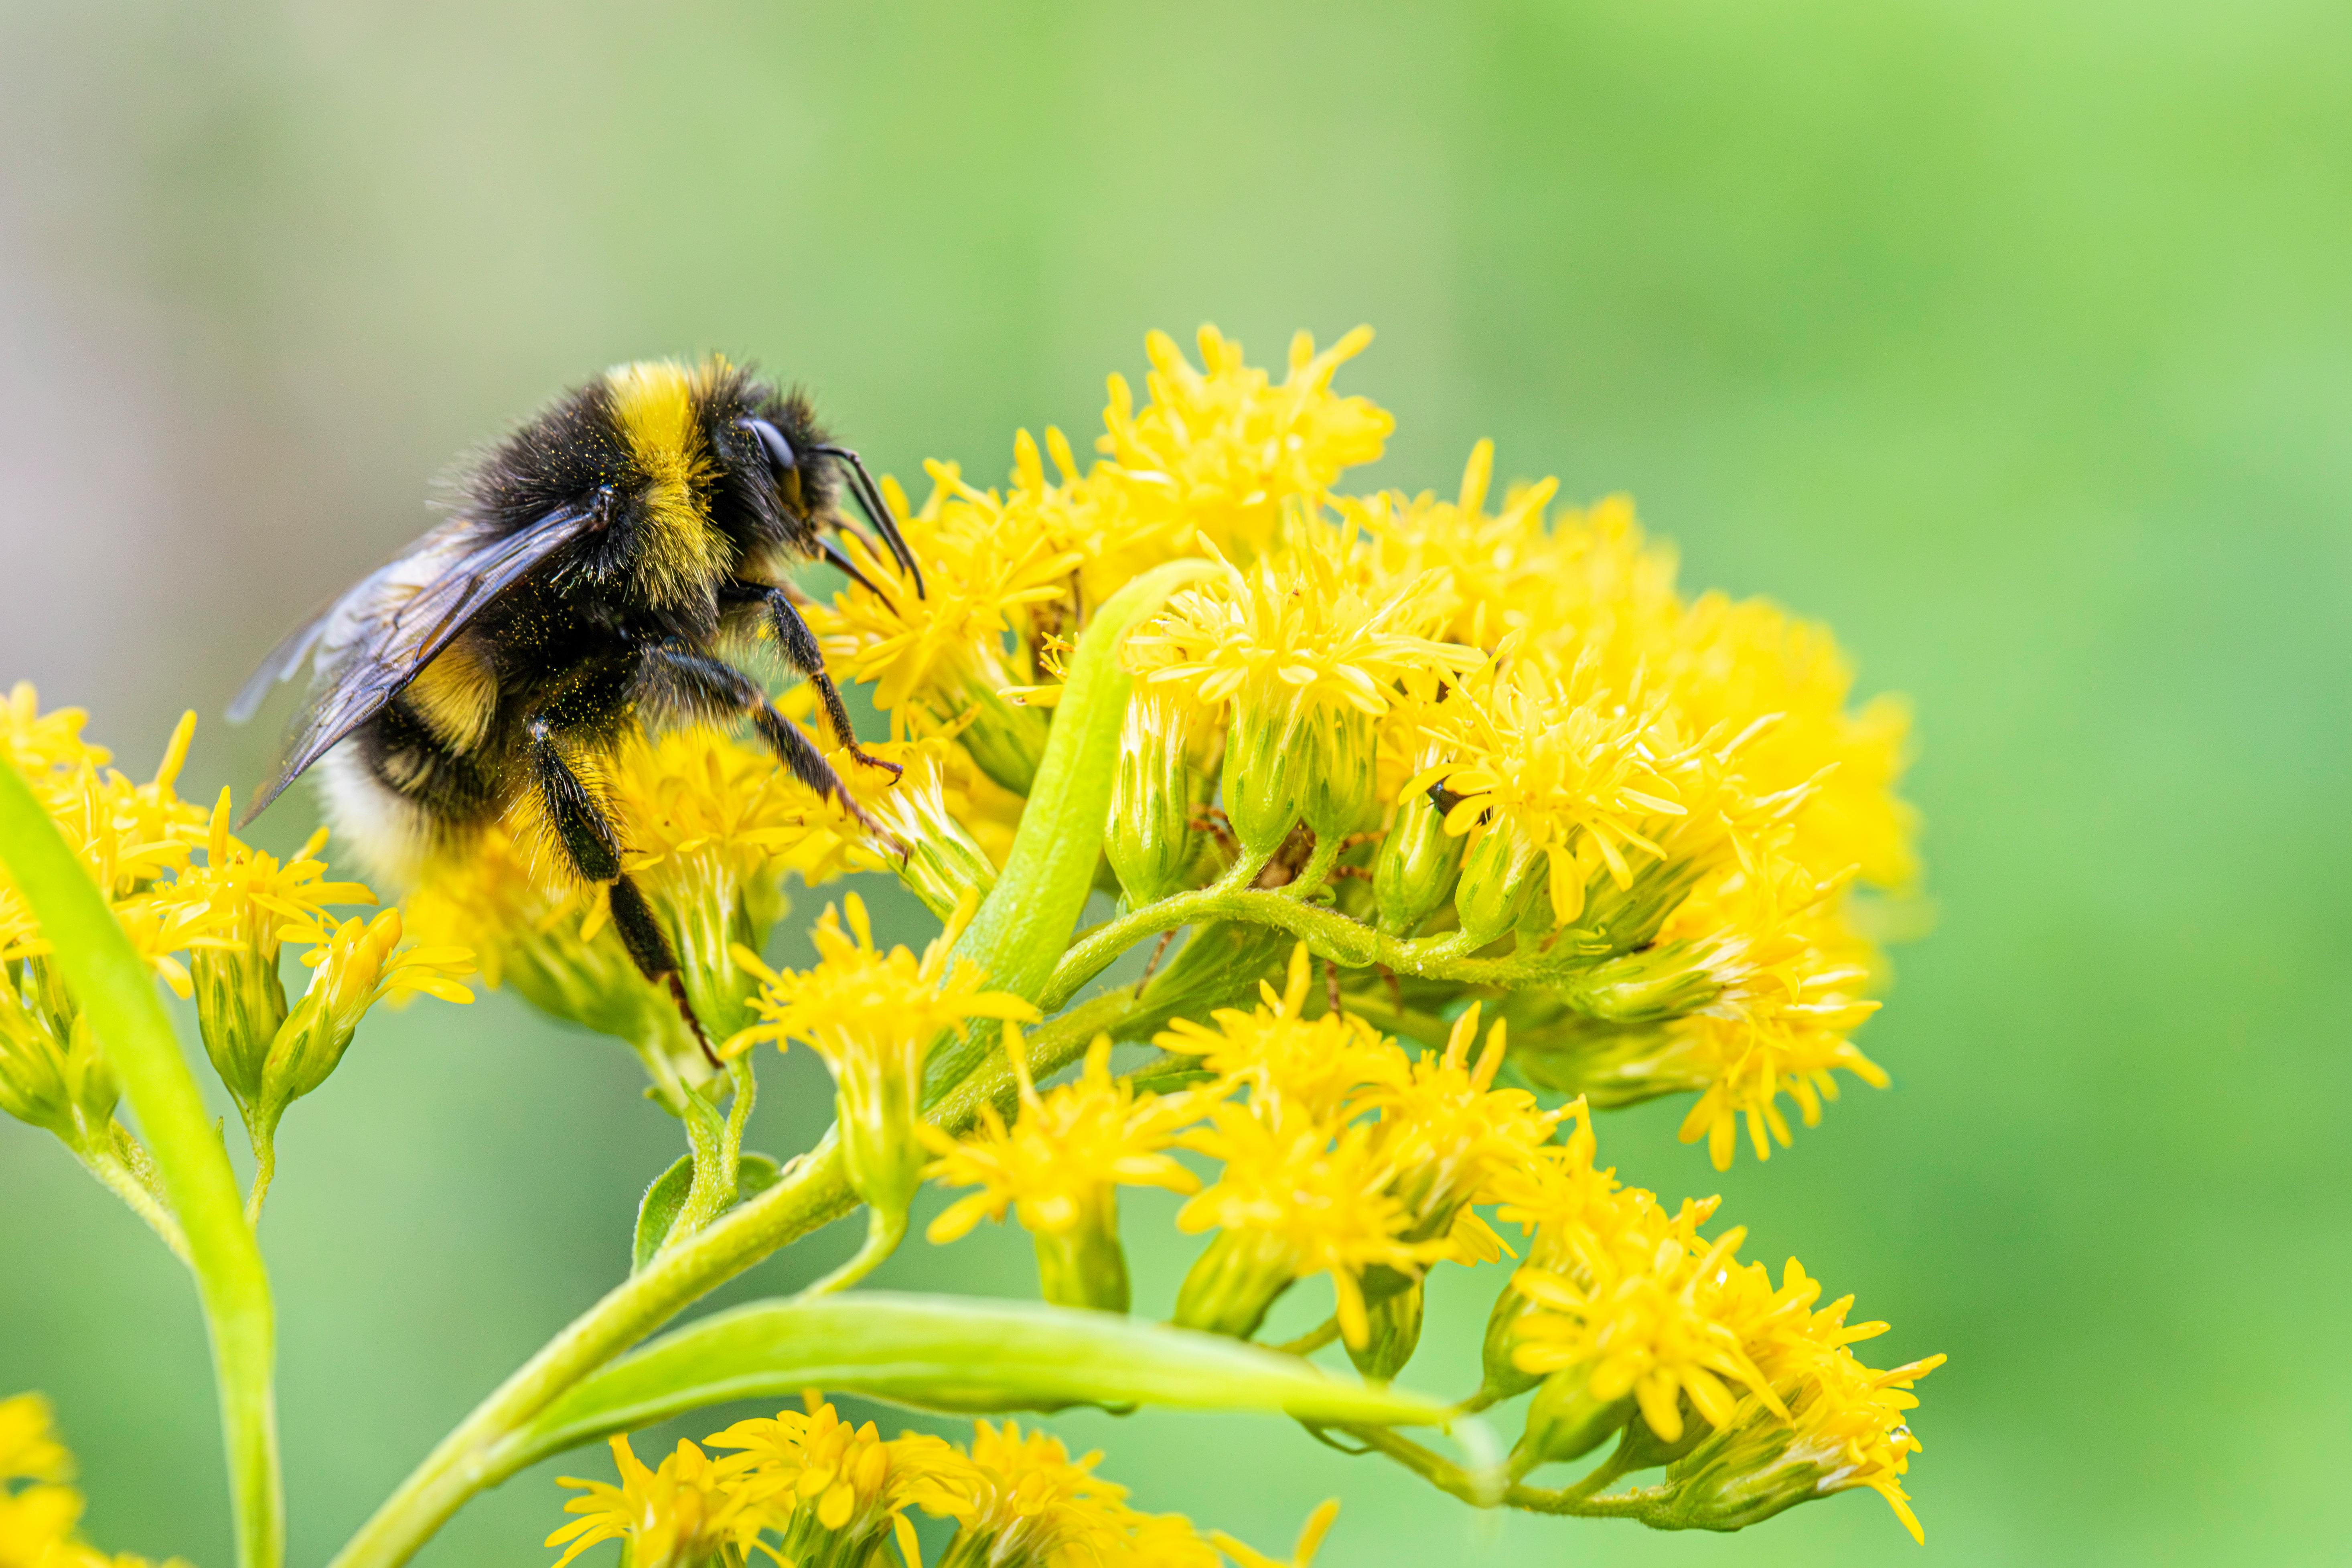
[239,504,597,824]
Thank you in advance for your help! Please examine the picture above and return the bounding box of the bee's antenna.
[814,445,926,600]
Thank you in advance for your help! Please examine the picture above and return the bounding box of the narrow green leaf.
[634,1153,788,1273]
[0,758,283,1568]
[497,1292,1452,1478]
[932,559,1213,1088]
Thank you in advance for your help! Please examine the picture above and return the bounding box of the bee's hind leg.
[525,715,719,1067]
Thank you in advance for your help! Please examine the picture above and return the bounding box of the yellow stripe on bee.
[605,359,728,605]
[406,638,499,752]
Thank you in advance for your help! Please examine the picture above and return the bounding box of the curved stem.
[1269,1316,1341,1357]
[1342,1423,1673,1520]
[795,1203,906,1299]
[0,760,282,1568]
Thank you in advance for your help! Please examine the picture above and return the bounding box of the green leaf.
[931,559,1214,1089]
[0,758,283,1568]
[495,1291,1452,1479]
[634,1153,787,1273]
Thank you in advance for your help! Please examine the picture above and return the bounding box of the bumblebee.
[230,357,919,1045]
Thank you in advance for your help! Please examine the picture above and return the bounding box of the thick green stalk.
[0,760,283,1568]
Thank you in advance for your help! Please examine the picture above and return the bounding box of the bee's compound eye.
[738,417,797,475]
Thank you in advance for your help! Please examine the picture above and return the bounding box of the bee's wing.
[239,504,598,824]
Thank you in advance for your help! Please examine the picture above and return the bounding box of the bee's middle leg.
[637,640,903,850]
[523,715,716,1065]
[720,580,902,778]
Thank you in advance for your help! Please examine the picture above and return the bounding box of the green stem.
[795,1203,907,1299]
[74,1130,192,1264]
[331,977,1167,1568]
[0,759,283,1568]
[667,1057,755,1244]
[1342,1423,1671,1520]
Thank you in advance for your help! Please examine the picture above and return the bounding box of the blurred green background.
[3,2,2347,1564]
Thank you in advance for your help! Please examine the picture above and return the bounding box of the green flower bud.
[1452,828,1540,946]
[189,945,288,1110]
[0,974,115,1142]
[1477,1272,1547,1406]
[952,681,1050,798]
[1564,941,1723,1025]
[1173,1228,1299,1341]
[1649,1415,1832,1533]
[1107,692,1212,907]
[1346,1280,1425,1383]
[1032,1198,1133,1314]
[1224,705,1379,860]
[1504,1017,1713,1108]
[1509,1365,1636,1479]
[1374,789,1463,936]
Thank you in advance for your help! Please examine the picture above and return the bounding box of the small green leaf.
[633,1153,789,1273]
[497,1292,1451,1478]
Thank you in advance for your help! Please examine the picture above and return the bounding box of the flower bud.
[0,981,116,1143]
[954,681,1050,798]
[1476,1272,1547,1406]
[1509,1365,1635,1479]
[189,945,288,1110]
[1503,1017,1713,1108]
[1648,1414,1833,1533]
[1031,1197,1133,1314]
[1346,1280,1424,1383]
[1451,828,1540,946]
[1172,1228,1299,1341]
[1565,942,1722,1025]
[1373,789,1462,936]
[1107,691,1212,907]
[259,910,473,1123]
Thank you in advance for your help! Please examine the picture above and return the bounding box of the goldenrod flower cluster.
[0,685,471,1231]
[549,1399,1322,1568]
[0,1394,187,1568]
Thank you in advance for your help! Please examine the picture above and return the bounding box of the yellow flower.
[923,1031,1196,1311]
[936,1419,1133,1568]
[728,893,1036,1214]
[813,465,1070,792]
[1416,652,1686,930]
[1155,944,1396,1125]
[1351,440,1561,646]
[0,1395,187,1568]
[1363,1002,1559,1248]
[1174,1103,1444,1349]
[706,1400,969,1565]
[1095,326,1392,565]
[1664,855,1888,1169]
[0,684,109,794]
[262,909,474,1111]
[548,1434,766,1568]
[1131,525,1480,852]
[0,1396,69,1489]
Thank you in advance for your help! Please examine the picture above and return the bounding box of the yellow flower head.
[706,1399,969,1563]
[162,791,378,962]
[1418,652,1687,926]
[1774,1345,1945,1543]
[1132,528,1479,730]
[942,1419,1137,1567]
[1177,1104,1446,1349]
[1155,944,1396,1124]
[1364,1003,1559,1247]
[0,1397,69,1489]
[1510,1202,1784,1447]
[1665,856,1888,1169]
[923,1033,1196,1244]
[0,684,109,793]
[1096,326,1391,564]
[1352,440,1561,646]
[729,893,1036,1213]
[815,464,1079,744]
[547,1434,764,1568]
